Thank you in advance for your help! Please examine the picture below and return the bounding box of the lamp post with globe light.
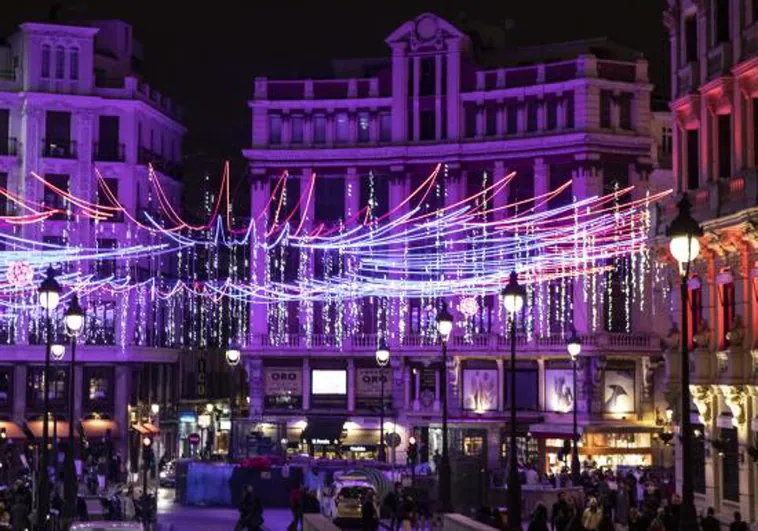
[375,337,390,463]
[436,302,453,513]
[63,294,85,522]
[566,329,582,485]
[501,271,526,531]
[225,346,241,459]
[666,195,702,531]
[37,266,62,530]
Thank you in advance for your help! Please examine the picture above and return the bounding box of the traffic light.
[407,436,418,466]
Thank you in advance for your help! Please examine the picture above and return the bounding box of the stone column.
[411,56,420,142]
[391,43,408,142]
[298,168,314,334]
[533,158,549,211]
[12,366,26,423]
[731,86,744,174]
[114,365,131,461]
[517,98,526,133]
[347,359,355,412]
[435,54,443,140]
[247,358,263,420]
[700,96,712,184]
[446,38,461,140]
[249,177,270,342]
[413,368,421,411]
[496,359,504,411]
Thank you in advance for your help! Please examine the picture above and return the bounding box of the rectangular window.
[0,368,11,407]
[503,363,539,410]
[600,90,613,128]
[419,110,435,141]
[335,112,349,143]
[96,239,117,278]
[96,115,121,161]
[718,114,732,178]
[0,173,7,217]
[41,45,50,78]
[291,115,304,144]
[506,104,518,134]
[97,178,123,222]
[313,115,326,144]
[420,57,435,97]
[716,0,730,43]
[379,112,391,142]
[722,280,735,348]
[86,301,116,345]
[69,48,79,80]
[565,92,575,128]
[619,94,633,130]
[268,114,282,145]
[315,177,345,222]
[357,112,370,143]
[83,366,114,409]
[485,104,497,136]
[27,366,68,407]
[464,105,477,138]
[687,129,700,190]
[686,16,698,63]
[690,285,703,349]
[44,174,69,220]
[526,101,538,132]
[546,99,558,130]
[693,424,706,493]
[0,109,8,154]
[45,110,72,145]
[721,427,739,502]
[55,46,65,79]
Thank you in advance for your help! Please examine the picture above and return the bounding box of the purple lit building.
[0,21,184,470]
[241,14,673,474]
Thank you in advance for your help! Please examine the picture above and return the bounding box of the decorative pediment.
[700,78,734,115]
[385,13,468,52]
[733,57,758,97]
[671,95,700,129]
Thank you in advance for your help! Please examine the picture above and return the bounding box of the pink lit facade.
[242,14,672,471]
[661,0,758,524]
[0,21,184,466]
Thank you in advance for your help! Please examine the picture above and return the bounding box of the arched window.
[41,45,51,78]
[69,48,79,80]
[54,45,65,79]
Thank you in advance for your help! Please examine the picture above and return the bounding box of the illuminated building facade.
[241,13,674,474]
[0,21,184,468]
[658,0,758,524]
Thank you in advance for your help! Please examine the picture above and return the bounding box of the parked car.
[322,475,377,526]
[159,459,176,487]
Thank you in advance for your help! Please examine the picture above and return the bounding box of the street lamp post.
[566,329,582,485]
[63,295,85,523]
[436,303,453,513]
[666,195,702,531]
[375,337,390,463]
[38,266,61,530]
[225,346,241,460]
[501,271,526,531]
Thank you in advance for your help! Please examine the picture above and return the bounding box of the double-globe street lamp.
[501,271,526,531]
[63,295,85,522]
[38,266,62,530]
[375,337,390,463]
[436,303,454,513]
[666,195,702,531]
[225,346,241,460]
[566,330,582,485]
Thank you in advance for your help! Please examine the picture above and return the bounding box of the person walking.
[700,507,721,531]
[729,512,748,531]
[528,503,549,531]
[361,491,379,531]
[234,485,264,531]
[582,498,603,531]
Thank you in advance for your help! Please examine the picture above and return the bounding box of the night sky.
[3,1,669,212]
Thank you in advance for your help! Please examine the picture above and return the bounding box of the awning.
[0,421,26,440]
[81,419,119,439]
[132,422,160,436]
[26,420,73,439]
[301,416,346,444]
[528,423,581,440]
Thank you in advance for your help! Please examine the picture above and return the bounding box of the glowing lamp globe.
[51,344,65,361]
[566,330,582,360]
[501,271,527,314]
[666,195,703,265]
[375,337,390,367]
[436,303,454,341]
[225,346,241,367]
[38,266,61,310]
[64,294,85,336]
[142,436,152,448]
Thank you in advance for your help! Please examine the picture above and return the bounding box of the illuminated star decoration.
[5,261,34,288]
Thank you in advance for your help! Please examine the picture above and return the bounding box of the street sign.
[188,432,201,446]
[386,432,401,448]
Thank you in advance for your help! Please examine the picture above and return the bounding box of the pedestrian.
[234,485,264,531]
[361,490,379,531]
[399,491,416,531]
[582,498,603,531]
[528,502,549,531]
[700,507,720,531]
[288,485,302,531]
[384,482,402,531]
[615,482,630,526]
[729,511,748,531]
[551,491,570,531]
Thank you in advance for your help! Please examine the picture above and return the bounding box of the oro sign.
[188,432,201,446]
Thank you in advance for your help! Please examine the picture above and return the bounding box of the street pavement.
[156,488,293,530]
